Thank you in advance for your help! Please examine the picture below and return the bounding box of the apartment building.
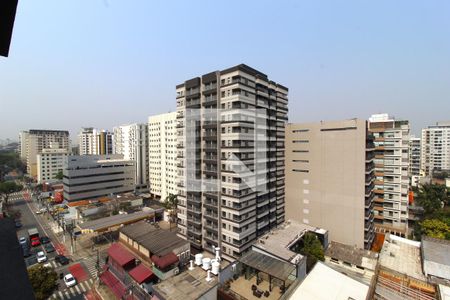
[63,154,135,202]
[19,129,70,177]
[285,119,375,249]
[368,114,410,236]
[176,64,288,259]
[78,127,114,155]
[409,137,421,187]
[148,112,177,201]
[36,143,69,183]
[113,123,149,192]
[421,122,450,176]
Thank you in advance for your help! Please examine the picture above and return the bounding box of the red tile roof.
[129,264,154,284]
[108,243,135,267]
[151,252,179,269]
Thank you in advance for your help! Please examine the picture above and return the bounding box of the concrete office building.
[19,129,70,178]
[148,112,178,201]
[78,127,114,155]
[421,122,450,176]
[113,123,149,192]
[409,137,422,187]
[176,64,288,259]
[285,119,375,249]
[368,114,410,236]
[36,143,69,183]
[63,154,135,202]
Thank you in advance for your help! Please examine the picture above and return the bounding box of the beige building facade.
[285,119,375,249]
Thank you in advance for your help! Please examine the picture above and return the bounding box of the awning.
[151,252,179,269]
[129,264,155,284]
[100,270,126,298]
[239,249,296,281]
[108,243,135,267]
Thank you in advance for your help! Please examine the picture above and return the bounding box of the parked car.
[21,245,32,258]
[35,210,43,215]
[15,221,22,228]
[37,251,47,263]
[63,274,77,288]
[44,243,55,253]
[55,255,70,265]
[18,237,28,246]
[31,237,41,247]
[40,236,50,244]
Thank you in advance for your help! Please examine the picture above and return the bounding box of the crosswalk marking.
[51,278,95,299]
[83,255,105,279]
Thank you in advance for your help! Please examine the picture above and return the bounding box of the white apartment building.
[19,129,70,178]
[148,112,177,201]
[63,154,135,202]
[368,114,410,237]
[409,137,421,187]
[78,127,114,155]
[37,144,69,183]
[113,123,149,191]
[421,122,450,176]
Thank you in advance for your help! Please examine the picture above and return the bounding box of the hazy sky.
[1,0,449,142]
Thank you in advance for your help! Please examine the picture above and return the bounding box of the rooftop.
[379,234,426,281]
[253,220,323,263]
[77,211,154,232]
[290,262,369,300]
[325,241,378,270]
[119,221,188,256]
[152,265,217,300]
[240,249,296,281]
[422,236,450,281]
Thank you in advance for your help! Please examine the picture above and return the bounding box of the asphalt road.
[12,191,93,299]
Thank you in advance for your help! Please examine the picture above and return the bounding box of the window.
[293,140,309,143]
[293,150,309,153]
[292,129,309,133]
[292,169,309,173]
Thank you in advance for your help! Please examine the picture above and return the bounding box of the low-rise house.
[324,241,378,285]
[119,221,190,280]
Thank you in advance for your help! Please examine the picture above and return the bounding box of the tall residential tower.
[421,122,450,176]
[148,112,178,201]
[78,127,114,155]
[113,123,149,192]
[176,64,288,259]
[368,114,410,237]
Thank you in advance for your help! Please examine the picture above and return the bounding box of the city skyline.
[1,1,450,139]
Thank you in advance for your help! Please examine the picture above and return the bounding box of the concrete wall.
[285,119,367,248]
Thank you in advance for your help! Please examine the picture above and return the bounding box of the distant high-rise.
[409,137,421,186]
[285,119,375,249]
[421,122,450,176]
[19,129,70,178]
[78,127,113,155]
[148,112,177,201]
[368,114,410,237]
[37,143,69,184]
[113,123,149,192]
[176,64,288,259]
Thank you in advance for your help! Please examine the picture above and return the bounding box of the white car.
[19,237,28,245]
[37,251,47,263]
[63,274,77,288]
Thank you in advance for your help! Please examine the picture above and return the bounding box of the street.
[10,191,99,300]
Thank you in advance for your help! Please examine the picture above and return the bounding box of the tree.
[164,194,178,231]
[420,219,450,240]
[54,170,63,180]
[293,233,324,272]
[0,181,23,206]
[28,265,58,300]
[416,184,447,216]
